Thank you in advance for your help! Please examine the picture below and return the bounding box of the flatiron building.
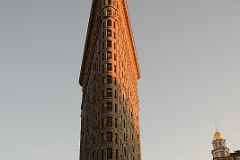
[79,0,141,159]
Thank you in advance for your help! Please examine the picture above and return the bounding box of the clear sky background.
[0,0,240,160]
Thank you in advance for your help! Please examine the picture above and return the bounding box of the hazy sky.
[1,0,240,160]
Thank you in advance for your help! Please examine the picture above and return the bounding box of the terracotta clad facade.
[79,0,141,159]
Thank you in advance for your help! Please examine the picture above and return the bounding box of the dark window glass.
[107,20,112,26]
[102,104,105,113]
[115,104,117,113]
[107,132,112,142]
[107,75,112,84]
[102,52,105,60]
[107,30,112,37]
[107,101,113,111]
[102,133,104,142]
[107,51,112,59]
[116,149,118,160]
[102,118,104,128]
[107,117,112,126]
[108,0,112,5]
[107,88,112,97]
[102,77,105,84]
[115,118,117,128]
[107,148,113,159]
[115,134,118,143]
[107,10,111,16]
[107,40,112,48]
[102,150,104,160]
[107,63,112,71]
[114,90,117,99]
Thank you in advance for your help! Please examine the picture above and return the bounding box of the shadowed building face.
[79,0,142,159]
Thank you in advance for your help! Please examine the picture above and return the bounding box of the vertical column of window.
[102,2,118,159]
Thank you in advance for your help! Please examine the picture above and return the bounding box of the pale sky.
[0,0,240,160]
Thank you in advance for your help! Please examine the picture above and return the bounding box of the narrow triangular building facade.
[79,0,142,159]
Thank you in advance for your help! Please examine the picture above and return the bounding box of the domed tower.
[211,131,230,159]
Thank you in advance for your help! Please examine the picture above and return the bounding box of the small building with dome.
[211,130,240,160]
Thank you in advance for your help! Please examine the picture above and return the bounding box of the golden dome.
[213,131,224,141]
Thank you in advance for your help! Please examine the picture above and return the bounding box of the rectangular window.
[107,148,113,159]
[107,88,112,97]
[115,134,118,143]
[107,30,112,37]
[108,0,112,5]
[102,118,104,128]
[115,118,117,128]
[107,101,113,111]
[114,90,117,99]
[102,104,105,113]
[220,151,224,157]
[107,63,112,71]
[107,132,113,142]
[116,150,118,160]
[107,20,112,27]
[107,75,112,84]
[107,40,112,48]
[102,65,105,73]
[102,133,104,142]
[114,65,116,73]
[115,104,117,113]
[102,150,104,160]
[102,52,105,60]
[107,51,112,59]
[107,10,112,16]
[102,77,105,84]
[107,117,112,126]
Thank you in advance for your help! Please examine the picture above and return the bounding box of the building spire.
[214,117,218,131]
